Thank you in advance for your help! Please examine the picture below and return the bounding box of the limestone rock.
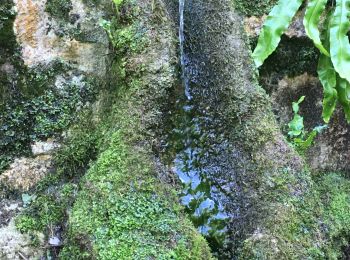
[0,220,44,260]
[0,200,21,228]
[244,11,306,38]
[31,138,60,156]
[0,156,53,192]
[13,0,109,77]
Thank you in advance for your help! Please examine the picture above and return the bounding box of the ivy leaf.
[293,125,327,151]
[336,75,350,122]
[303,0,330,56]
[288,114,304,137]
[288,96,305,137]
[252,0,303,67]
[329,0,350,84]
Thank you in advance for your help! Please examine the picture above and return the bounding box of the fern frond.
[329,0,350,84]
[303,0,329,56]
[336,75,350,122]
[318,12,338,123]
[252,0,303,67]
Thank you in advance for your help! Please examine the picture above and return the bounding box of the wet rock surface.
[244,10,306,39]
[271,73,350,173]
[163,0,306,257]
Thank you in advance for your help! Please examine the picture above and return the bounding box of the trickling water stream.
[170,0,232,253]
[178,0,190,100]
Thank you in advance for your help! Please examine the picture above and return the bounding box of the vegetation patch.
[235,0,277,16]
[15,0,212,258]
[241,171,350,259]
[253,0,350,123]
[45,0,73,20]
[0,0,16,50]
[60,130,211,259]
[0,61,97,172]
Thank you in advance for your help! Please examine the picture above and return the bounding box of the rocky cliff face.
[1,0,350,259]
[0,0,111,173]
[0,0,213,258]
[0,0,113,258]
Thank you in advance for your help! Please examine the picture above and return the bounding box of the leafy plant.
[253,0,350,123]
[287,96,327,151]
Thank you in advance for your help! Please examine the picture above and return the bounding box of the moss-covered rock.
[45,0,73,20]
[0,0,112,172]
[235,0,277,16]
[178,0,350,258]
[15,0,213,258]
[60,131,212,259]
[0,0,16,50]
[240,172,350,259]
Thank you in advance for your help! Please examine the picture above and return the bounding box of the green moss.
[0,89,91,170]
[14,111,96,237]
[0,0,21,103]
[45,0,73,20]
[0,1,16,50]
[60,132,211,259]
[15,0,212,258]
[54,110,99,178]
[240,172,350,259]
[235,0,277,16]
[81,0,102,7]
[16,194,66,232]
[0,62,98,172]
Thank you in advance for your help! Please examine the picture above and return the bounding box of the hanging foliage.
[253,0,350,123]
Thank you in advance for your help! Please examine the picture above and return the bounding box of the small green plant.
[253,0,350,123]
[287,96,327,151]
[45,0,72,20]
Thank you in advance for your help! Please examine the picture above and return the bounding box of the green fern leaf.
[329,0,350,84]
[113,0,123,8]
[303,0,330,56]
[318,54,338,123]
[318,13,338,123]
[252,0,303,67]
[336,75,350,122]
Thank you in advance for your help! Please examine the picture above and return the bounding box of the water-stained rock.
[13,0,110,76]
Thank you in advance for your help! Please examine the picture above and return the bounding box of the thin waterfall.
[172,0,230,252]
[179,0,191,100]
